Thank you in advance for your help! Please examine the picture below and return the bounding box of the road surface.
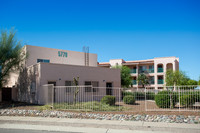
[0,116,199,133]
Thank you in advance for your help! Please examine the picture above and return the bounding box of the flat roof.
[24,45,97,55]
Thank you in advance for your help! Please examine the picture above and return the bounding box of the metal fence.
[145,85,200,112]
[41,85,200,112]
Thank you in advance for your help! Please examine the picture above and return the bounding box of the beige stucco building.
[0,45,121,103]
[98,57,179,90]
[1,45,180,103]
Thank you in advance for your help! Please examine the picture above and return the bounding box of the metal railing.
[157,68,163,73]
[139,69,154,73]
[158,79,164,84]
[130,69,137,73]
[145,85,200,112]
[132,80,137,85]
[41,85,200,112]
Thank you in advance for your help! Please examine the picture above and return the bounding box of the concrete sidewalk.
[0,116,200,133]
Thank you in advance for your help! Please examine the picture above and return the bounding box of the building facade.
[98,57,179,90]
[1,45,121,103]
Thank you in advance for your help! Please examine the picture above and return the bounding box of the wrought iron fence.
[145,85,200,112]
[41,85,200,112]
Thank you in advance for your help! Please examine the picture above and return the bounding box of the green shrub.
[155,91,176,108]
[172,92,179,103]
[123,95,135,104]
[146,92,155,100]
[180,95,195,107]
[53,102,125,111]
[101,95,116,106]
[122,91,155,100]
[132,92,145,100]
[122,91,134,98]
[192,91,200,102]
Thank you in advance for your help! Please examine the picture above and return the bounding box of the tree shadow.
[0,101,41,109]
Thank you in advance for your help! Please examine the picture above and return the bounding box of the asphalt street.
[0,129,80,133]
[0,116,200,133]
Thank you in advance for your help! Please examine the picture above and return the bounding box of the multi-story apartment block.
[98,57,179,90]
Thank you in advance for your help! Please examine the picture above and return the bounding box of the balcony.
[130,69,137,74]
[157,68,163,73]
[132,80,137,85]
[158,79,164,84]
[139,69,154,73]
[149,80,155,85]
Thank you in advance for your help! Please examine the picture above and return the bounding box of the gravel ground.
[1,101,200,124]
[0,109,200,124]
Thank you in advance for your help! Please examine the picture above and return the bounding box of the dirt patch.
[1,101,200,116]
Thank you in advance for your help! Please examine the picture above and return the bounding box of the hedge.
[101,95,116,106]
[122,91,155,100]
[155,91,177,108]
[180,95,195,107]
[123,95,135,104]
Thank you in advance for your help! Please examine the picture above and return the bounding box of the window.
[85,81,99,92]
[92,81,99,92]
[30,82,36,93]
[139,66,147,73]
[65,81,79,93]
[149,76,155,84]
[85,81,92,92]
[37,59,50,63]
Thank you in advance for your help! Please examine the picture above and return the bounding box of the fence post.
[92,85,93,112]
[52,85,54,109]
[119,88,120,111]
[178,86,180,112]
[145,87,147,111]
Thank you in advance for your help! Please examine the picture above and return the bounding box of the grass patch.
[39,101,127,112]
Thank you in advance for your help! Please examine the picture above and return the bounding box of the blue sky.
[0,0,200,80]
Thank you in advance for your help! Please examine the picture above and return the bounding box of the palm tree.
[0,29,26,89]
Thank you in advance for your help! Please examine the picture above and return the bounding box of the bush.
[132,92,145,100]
[123,95,135,104]
[155,91,176,108]
[146,92,155,100]
[180,95,195,107]
[101,95,116,106]
[122,91,134,97]
[122,91,155,100]
[192,91,200,102]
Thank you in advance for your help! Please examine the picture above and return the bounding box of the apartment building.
[98,57,179,90]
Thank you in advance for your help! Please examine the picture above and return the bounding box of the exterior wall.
[39,63,121,87]
[109,59,125,66]
[0,90,2,102]
[4,73,19,88]
[12,87,18,101]
[99,57,179,90]
[25,45,97,67]
[154,57,179,89]
[37,63,121,104]
[2,45,98,99]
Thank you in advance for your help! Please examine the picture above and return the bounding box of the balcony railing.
[130,69,137,74]
[157,68,163,73]
[139,69,154,73]
[149,80,155,84]
[158,79,164,84]
[132,80,137,85]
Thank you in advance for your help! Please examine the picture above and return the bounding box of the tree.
[113,65,132,88]
[165,70,189,86]
[73,77,79,105]
[199,77,200,85]
[137,73,149,88]
[187,80,198,85]
[0,29,26,89]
